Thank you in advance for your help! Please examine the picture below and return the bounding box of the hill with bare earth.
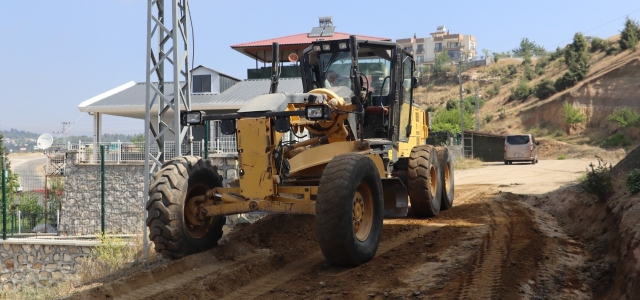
[416,36,640,148]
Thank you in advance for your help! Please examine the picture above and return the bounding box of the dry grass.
[454,157,484,170]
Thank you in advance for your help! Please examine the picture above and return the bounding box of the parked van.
[504,134,539,165]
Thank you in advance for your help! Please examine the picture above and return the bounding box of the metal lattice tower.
[143,0,192,255]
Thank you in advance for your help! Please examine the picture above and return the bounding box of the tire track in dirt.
[92,250,270,300]
[455,199,510,299]
[223,186,491,299]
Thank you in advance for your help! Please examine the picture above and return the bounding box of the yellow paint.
[398,106,428,158]
[237,118,274,200]
[288,141,371,176]
[366,154,387,177]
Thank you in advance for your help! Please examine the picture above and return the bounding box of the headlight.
[338,42,347,49]
[305,105,331,120]
[313,45,322,52]
[322,44,331,51]
[181,111,205,125]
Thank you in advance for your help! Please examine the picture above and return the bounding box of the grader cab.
[146,36,455,267]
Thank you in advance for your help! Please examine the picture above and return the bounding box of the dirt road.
[69,159,595,300]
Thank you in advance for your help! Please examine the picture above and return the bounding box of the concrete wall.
[61,151,239,235]
[0,240,97,291]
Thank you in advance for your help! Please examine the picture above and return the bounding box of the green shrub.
[510,80,532,100]
[554,71,578,92]
[626,169,640,194]
[607,107,640,129]
[534,79,556,100]
[484,114,494,123]
[446,99,458,110]
[507,64,518,76]
[563,101,586,126]
[498,108,507,119]
[431,107,475,135]
[600,132,631,148]
[590,37,611,52]
[484,86,497,98]
[558,154,567,160]
[580,157,613,202]
[501,77,512,85]
[549,46,564,61]
[523,65,537,80]
[606,46,620,56]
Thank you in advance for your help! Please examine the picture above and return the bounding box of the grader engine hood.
[237,87,354,115]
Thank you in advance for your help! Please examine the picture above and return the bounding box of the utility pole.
[458,50,465,157]
[475,87,481,130]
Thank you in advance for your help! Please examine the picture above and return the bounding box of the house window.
[417,55,424,64]
[449,42,459,48]
[435,43,442,51]
[416,44,424,53]
[448,50,460,59]
[192,74,212,93]
[404,46,412,53]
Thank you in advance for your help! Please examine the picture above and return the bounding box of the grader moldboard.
[146,36,455,267]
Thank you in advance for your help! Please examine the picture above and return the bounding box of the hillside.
[417,34,640,148]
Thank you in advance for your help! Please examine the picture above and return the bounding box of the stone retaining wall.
[62,152,238,235]
[0,240,97,291]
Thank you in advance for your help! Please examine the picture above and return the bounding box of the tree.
[555,33,590,92]
[130,134,145,143]
[512,38,546,56]
[430,107,475,135]
[431,51,451,77]
[481,48,490,59]
[564,32,590,81]
[0,130,21,201]
[607,108,640,129]
[534,79,556,100]
[619,17,639,51]
[563,102,586,126]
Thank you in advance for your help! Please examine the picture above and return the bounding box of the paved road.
[7,153,48,191]
[455,159,591,195]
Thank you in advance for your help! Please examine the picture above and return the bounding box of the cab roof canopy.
[231,16,390,63]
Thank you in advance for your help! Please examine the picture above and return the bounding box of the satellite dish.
[37,133,53,150]
[288,53,299,63]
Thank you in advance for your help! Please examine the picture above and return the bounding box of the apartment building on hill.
[396,26,477,69]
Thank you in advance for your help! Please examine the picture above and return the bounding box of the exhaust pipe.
[270,42,280,93]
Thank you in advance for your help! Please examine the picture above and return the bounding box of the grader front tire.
[146,156,226,259]
[408,145,443,218]
[315,154,384,267]
[435,147,455,211]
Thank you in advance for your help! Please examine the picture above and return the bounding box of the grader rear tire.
[316,154,384,267]
[408,145,442,218]
[435,147,455,211]
[146,156,226,259]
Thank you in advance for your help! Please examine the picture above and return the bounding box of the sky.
[0,0,639,139]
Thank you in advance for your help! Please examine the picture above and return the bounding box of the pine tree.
[564,32,590,81]
[619,17,639,51]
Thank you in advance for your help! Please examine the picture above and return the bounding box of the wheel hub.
[352,182,374,242]
[353,193,364,231]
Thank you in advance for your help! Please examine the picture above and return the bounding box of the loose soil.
[67,156,640,299]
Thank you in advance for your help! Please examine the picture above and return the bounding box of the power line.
[552,7,640,48]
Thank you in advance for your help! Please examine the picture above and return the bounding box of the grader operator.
[146,36,455,267]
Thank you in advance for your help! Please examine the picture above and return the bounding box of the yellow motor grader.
[146,36,455,266]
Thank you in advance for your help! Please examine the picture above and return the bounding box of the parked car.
[504,134,539,165]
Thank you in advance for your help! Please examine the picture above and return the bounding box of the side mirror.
[411,77,419,89]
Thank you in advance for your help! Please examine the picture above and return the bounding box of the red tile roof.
[231,32,391,48]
